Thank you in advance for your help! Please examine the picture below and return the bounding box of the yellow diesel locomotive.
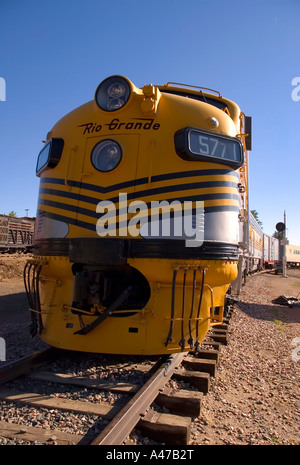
[25,75,251,355]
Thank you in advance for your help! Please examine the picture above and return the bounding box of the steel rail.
[89,351,188,445]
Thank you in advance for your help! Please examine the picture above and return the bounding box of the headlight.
[95,75,131,111]
[91,140,122,172]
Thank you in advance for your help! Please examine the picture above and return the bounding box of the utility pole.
[275,214,288,277]
[282,211,287,278]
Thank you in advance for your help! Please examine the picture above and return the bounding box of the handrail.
[164,82,221,97]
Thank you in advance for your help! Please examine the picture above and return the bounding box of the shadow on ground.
[237,300,300,324]
[0,292,30,323]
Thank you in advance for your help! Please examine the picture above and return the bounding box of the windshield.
[160,89,228,111]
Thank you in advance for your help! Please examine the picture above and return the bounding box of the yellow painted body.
[28,76,248,355]
[32,256,237,354]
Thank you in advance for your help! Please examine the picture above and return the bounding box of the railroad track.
[0,308,234,446]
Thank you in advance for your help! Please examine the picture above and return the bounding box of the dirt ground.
[190,269,300,445]
[0,254,47,360]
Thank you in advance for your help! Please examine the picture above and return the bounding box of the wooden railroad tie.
[155,387,203,418]
[172,369,210,393]
[190,348,220,362]
[137,410,191,446]
[201,340,221,350]
[207,327,228,345]
[0,387,121,419]
[182,356,217,376]
[0,419,89,445]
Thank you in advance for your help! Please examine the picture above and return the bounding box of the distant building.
[286,243,300,267]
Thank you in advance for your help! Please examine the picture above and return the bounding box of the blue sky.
[0,0,299,244]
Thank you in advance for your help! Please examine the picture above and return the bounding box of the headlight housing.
[95,75,131,111]
[91,139,122,172]
[36,138,64,176]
